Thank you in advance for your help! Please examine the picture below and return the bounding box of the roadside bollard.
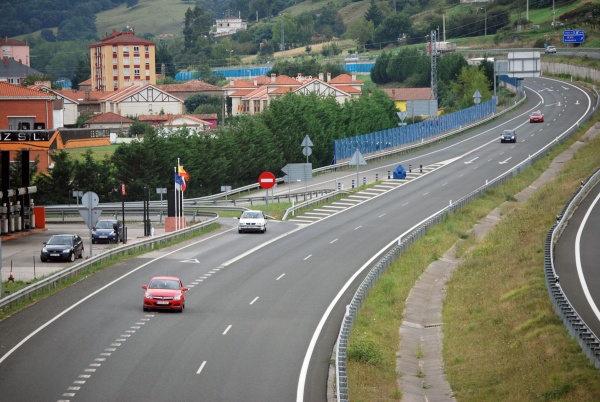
[409,164,412,173]
[420,164,423,173]
[352,179,355,189]
[363,177,366,186]
[375,173,379,181]
[387,170,390,179]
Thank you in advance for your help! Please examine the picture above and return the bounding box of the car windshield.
[47,236,72,245]
[242,212,262,219]
[532,112,541,116]
[503,130,513,135]
[96,221,115,229]
[149,279,180,289]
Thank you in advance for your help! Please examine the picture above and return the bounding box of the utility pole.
[430,30,438,104]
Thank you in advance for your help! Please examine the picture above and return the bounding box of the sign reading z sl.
[0,131,51,141]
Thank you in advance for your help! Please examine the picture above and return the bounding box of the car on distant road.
[142,276,188,312]
[238,210,267,233]
[41,234,84,262]
[529,110,544,123]
[500,129,517,143]
[92,219,122,243]
[545,45,557,54]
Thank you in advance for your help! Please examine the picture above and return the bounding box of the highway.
[554,180,600,338]
[0,77,595,402]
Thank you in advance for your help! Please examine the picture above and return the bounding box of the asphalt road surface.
[0,77,595,402]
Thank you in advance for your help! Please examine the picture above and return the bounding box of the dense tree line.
[0,0,128,38]
[31,90,398,204]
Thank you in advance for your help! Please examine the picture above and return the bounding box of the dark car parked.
[92,219,123,244]
[41,234,84,262]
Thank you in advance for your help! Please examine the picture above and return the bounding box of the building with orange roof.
[99,84,183,117]
[157,80,223,102]
[89,28,156,92]
[137,114,211,133]
[29,83,80,127]
[225,73,364,117]
[0,82,55,130]
[381,88,438,116]
[84,112,135,133]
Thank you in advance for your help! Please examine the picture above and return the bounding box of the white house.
[100,84,183,117]
[214,17,248,37]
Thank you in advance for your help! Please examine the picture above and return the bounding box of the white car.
[238,210,267,233]
[545,46,556,54]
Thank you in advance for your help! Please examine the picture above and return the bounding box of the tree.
[183,6,215,51]
[365,0,384,28]
[345,19,375,51]
[374,13,412,46]
[32,150,73,205]
[40,29,56,42]
[450,66,492,109]
[155,41,175,78]
[71,57,90,90]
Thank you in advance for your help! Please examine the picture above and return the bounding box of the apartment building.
[89,28,156,92]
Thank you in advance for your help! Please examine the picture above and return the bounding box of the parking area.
[1,222,164,283]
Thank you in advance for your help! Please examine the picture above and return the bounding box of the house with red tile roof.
[224,72,364,116]
[158,80,223,102]
[0,82,55,130]
[137,114,211,133]
[381,88,438,116]
[29,83,80,127]
[84,112,135,133]
[99,84,183,117]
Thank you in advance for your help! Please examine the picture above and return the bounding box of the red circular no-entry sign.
[258,171,276,189]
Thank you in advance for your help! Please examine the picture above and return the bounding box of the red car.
[142,276,188,312]
[529,110,544,123]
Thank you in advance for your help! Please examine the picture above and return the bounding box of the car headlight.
[62,248,72,254]
[174,294,182,300]
[42,247,48,253]
[145,292,153,299]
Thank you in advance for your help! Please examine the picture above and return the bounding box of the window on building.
[123,57,130,65]
[124,68,130,76]
[133,46,139,53]
[112,46,117,53]
[134,57,140,65]
[145,46,149,53]
[113,58,117,65]
[113,69,118,76]
[134,69,140,77]
[114,82,118,89]
[123,46,129,53]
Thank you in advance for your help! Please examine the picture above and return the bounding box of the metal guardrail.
[335,85,599,401]
[545,168,600,369]
[0,215,219,311]
[282,190,349,220]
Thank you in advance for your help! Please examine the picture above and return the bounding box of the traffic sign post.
[258,172,276,215]
[79,191,100,257]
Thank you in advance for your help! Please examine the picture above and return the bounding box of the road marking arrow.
[181,258,200,263]
[464,157,479,164]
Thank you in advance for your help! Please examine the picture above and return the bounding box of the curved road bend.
[0,78,595,402]
[554,180,600,338]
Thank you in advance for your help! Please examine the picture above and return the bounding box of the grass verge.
[346,112,600,400]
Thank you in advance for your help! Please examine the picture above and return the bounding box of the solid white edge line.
[0,229,231,365]
[297,78,593,400]
[575,191,600,323]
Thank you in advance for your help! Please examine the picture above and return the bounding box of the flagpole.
[179,158,185,228]
[174,166,179,231]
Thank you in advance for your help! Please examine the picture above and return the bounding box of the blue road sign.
[563,30,584,44]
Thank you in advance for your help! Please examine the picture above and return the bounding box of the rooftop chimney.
[326,72,331,82]
[352,72,357,81]
[318,72,324,81]
[271,73,276,83]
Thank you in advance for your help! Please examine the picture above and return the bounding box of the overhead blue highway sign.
[563,30,584,44]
